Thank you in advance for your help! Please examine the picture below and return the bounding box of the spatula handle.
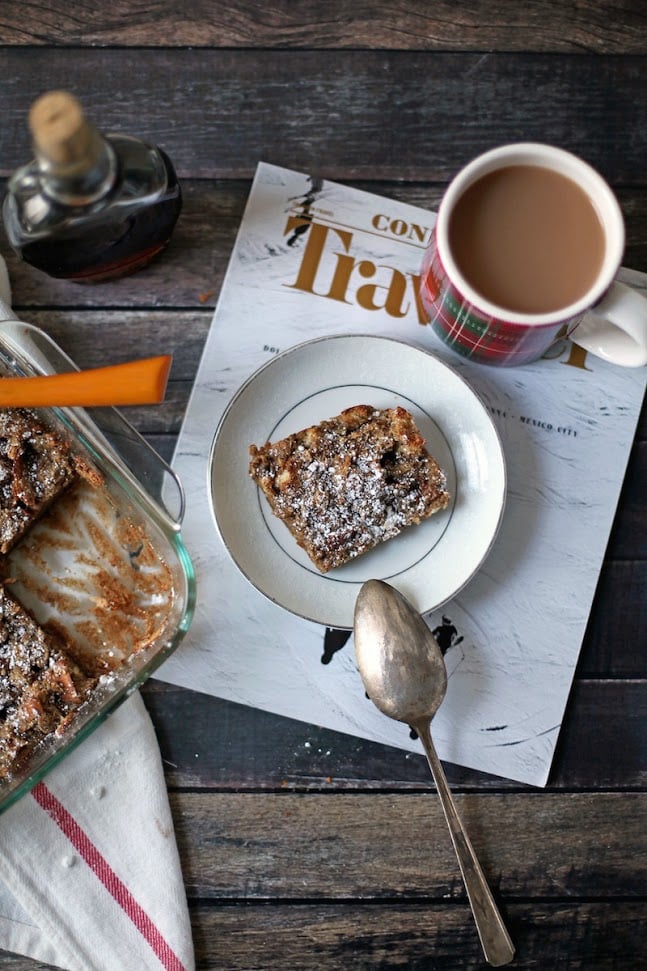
[0,355,172,408]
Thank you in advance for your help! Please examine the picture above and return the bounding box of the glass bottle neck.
[35,135,118,207]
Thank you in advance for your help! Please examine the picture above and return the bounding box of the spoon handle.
[414,719,515,967]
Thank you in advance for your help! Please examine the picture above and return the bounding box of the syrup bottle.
[2,91,182,283]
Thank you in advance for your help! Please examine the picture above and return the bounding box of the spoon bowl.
[353,576,447,725]
[354,578,515,967]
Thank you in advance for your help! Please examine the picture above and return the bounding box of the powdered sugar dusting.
[249,405,450,572]
[0,409,78,555]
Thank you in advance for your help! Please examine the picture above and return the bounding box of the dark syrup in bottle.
[3,91,182,283]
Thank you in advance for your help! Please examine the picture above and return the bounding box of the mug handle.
[570,281,647,367]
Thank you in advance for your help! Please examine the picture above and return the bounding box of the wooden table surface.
[1,3,645,968]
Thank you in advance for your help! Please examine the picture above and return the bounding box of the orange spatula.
[0,355,172,408]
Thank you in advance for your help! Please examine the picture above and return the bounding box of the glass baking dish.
[0,318,196,814]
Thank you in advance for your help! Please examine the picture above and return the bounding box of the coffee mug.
[419,143,647,367]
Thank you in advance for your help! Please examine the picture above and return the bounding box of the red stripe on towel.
[32,781,186,971]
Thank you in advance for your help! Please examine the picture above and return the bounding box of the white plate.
[209,334,506,629]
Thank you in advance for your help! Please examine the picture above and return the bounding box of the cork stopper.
[28,90,101,173]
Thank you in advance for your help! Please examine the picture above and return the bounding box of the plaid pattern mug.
[420,144,647,368]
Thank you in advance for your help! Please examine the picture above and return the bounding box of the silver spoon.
[354,579,515,967]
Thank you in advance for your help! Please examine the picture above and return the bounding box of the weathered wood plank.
[1,900,645,970]
[1,51,645,182]
[189,901,647,971]
[2,181,646,309]
[141,679,647,790]
[169,791,646,899]
[0,311,212,379]
[0,0,643,53]
[581,562,647,674]
[604,443,647,557]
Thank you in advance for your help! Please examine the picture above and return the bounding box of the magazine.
[158,162,646,786]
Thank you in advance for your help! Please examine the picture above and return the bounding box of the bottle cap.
[29,90,102,174]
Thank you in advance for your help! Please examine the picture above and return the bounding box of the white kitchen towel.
[0,264,195,970]
[0,693,195,971]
